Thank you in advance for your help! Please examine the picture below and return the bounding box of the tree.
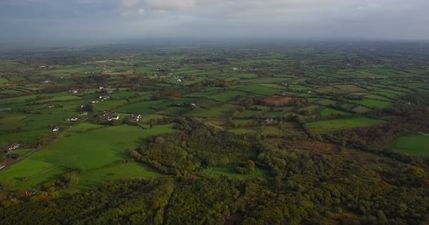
[78,102,93,113]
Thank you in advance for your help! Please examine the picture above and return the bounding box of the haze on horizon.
[1,0,429,47]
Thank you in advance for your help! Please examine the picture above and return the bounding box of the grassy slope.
[0,123,174,189]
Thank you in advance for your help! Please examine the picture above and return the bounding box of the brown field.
[259,95,300,106]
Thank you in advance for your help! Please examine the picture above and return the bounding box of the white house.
[8,144,21,151]
[67,117,79,122]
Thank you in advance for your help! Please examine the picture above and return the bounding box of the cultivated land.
[0,42,428,225]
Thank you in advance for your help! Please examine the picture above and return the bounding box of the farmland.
[393,133,429,156]
[305,117,385,134]
[0,123,174,189]
[0,42,429,224]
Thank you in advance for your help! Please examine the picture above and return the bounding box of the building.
[99,111,120,123]
[67,117,79,122]
[7,144,21,151]
[129,114,142,123]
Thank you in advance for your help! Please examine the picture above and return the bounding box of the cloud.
[121,0,139,8]
[145,0,195,11]
[120,0,196,15]
[1,0,429,45]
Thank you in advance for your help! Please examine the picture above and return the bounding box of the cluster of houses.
[0,144,22,168]
[97,111,121,124]
[172,102,198,108]
[98,95,111,101]
[232,66,259,72]
[7,143,21,152]
[128,114,142,123]
[96,112,144,125]
[105,112,120,122]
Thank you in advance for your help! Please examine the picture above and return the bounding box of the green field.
[0,123,175,189]
[305,117,384,134]
[393,133,429,156]
[201,165,266,180]
[351,99,391,109]
[320,108,350,117]
[207,90,246,102]
[236,84,283,96]
[70,162,160,189]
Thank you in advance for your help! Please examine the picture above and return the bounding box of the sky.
[0,0,428,46]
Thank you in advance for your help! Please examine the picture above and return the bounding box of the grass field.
[0,129,49,146]
[351,99,391,109]
[320,108,350,117]
[207,90,246,102]
[393,133,429,157]
[0,115,26,131]
[201,165,266,180]
[0,123,175,189]
[190,104,236,118]
[70,162,160,189]
[118,100,167,114]
[236,84,283,96]
[305,117,384,134]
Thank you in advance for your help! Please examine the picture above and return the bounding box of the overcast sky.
[1,0,428,46]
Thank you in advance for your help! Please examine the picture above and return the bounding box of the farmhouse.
[7,144,21,151]
[67,117,79,122]
[107,114,120,121]
[128,114,142,123]
[98,95,110,101]
[70,89,79,94]
[264,118,277,125]
[98,111,121,124]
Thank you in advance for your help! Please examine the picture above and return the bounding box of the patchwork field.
[1,43,429,225]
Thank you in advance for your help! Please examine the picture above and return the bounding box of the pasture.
[0,123,175,189]
[393,133,429,157]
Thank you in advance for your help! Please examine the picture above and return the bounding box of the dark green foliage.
[235,160,256,174]
[134,121,258,175]
[78,102,93,113]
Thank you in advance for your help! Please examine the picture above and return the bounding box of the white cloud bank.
[1,0,429,45]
